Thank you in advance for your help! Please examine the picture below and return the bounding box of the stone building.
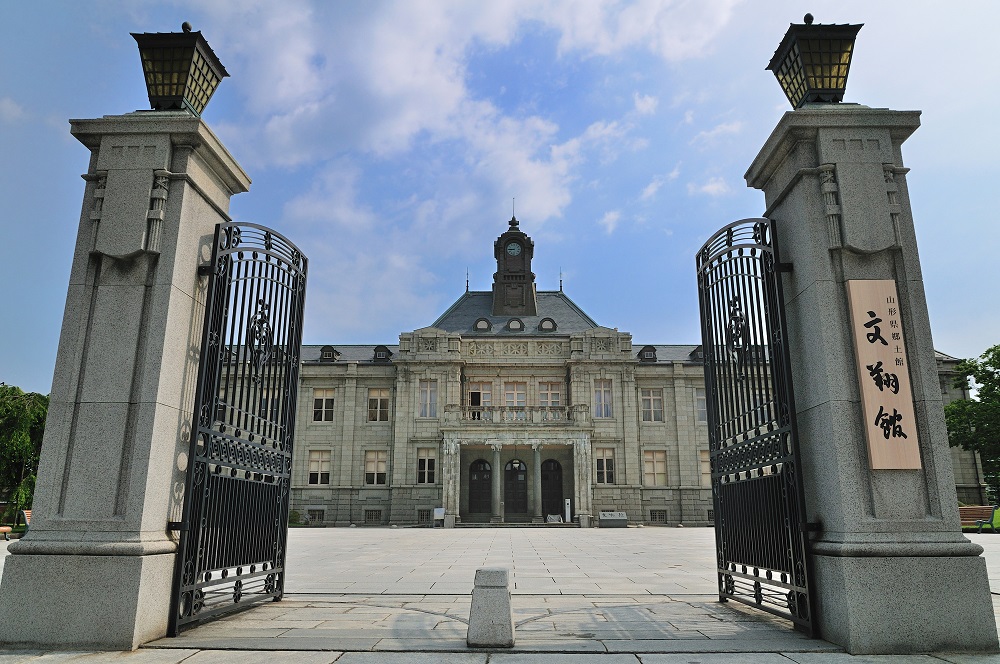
[289,218,986,526]
[938,351,989,505]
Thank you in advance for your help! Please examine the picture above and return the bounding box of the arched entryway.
[468,459,492,514]
[541,458,563,517]
[504,459,528,514]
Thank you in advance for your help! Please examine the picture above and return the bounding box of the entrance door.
[468,459,492,514]
[504,459,528,514]
[541,459,563,517]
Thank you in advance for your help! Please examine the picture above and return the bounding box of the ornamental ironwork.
[695,217,814,634]
[169,222,307,635]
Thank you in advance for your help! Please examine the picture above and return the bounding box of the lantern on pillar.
[766,14,862,109]
[131,22,229,116]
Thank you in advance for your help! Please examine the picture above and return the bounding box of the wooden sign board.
[846,280,922,469]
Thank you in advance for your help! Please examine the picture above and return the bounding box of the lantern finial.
[766,18,862,109]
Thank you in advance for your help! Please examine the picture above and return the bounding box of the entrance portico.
[441,430,592,526]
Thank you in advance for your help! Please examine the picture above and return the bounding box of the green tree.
[0,383,48,523]
[945,345,1000,503]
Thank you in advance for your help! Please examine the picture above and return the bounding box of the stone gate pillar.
[0,112,250,649]
[745,105,997,653]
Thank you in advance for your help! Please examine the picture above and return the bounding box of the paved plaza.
[2,527,1000,661]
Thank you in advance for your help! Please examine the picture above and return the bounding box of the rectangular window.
[538,382,561,406]
[649,509,667,524]
[368,388,390,422]
[259,392,279,421]
[418,379,438,418]
[643,450,667,486]
[699,450,712,488]
[313,388,335,422]
[696,388,707,423]
[417,447,436,484]
[504,382,527,407]
[596,447,615,484]
[641,388,664,422]
[364,509,382,524]
[308,450,330,485]
[504,382,526,421]
[417,508,432,524]
[594,380,613,418]
[468,381,492,420]
[539,382,562,420]
[365,450,388,485]
[306,509,325,523]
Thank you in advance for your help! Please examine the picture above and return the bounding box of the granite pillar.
[491,444,503,523]
[0,112,250,649]
[745,105,997,654]
[532,444,543,523]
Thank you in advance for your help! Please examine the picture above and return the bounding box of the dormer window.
[506,318,524,332]
[474,318,492,332]
[638,345,657,363]
[320,345,340,362]
[373,345,393,363]
[538,318,557,332]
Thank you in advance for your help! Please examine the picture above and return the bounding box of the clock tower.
[492,215,538,316]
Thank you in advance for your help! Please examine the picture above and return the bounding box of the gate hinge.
[167,521,188,532]
[775,262,793,273]
[800,521,821,533]
[197,264,213,277]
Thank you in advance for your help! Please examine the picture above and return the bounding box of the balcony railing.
[456,405,585,425]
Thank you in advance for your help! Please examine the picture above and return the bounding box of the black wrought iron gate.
[169,222,307,635]
[695,218,814,634]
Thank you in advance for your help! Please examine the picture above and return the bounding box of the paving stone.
[186,652,343,663]
[783,656,948,664]
[636,655,791,664]
[335,654,485,664]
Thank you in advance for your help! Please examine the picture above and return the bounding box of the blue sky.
[2,1,998,395]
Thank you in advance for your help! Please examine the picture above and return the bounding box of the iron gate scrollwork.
[695,218,814,634]
[170,222,307,635]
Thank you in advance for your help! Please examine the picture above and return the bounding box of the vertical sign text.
[846,280,922,470]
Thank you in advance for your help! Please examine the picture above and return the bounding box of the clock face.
[506,242,522,256]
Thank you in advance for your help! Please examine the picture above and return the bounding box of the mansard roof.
[302,344,400,364]
[431,290,598,335]
[633,344,703,364]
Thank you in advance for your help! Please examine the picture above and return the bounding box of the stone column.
[574,435,593,527]
[0,112,250,649]
[532,443,543,523]
[745,105,997,654]
[491,443,503,523]
[441,437,460,528]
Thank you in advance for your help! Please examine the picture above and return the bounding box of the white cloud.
[690,120,743,145]
[283,162,378,231]
[640,164,681,200]
[633,92,658,115]
[599,210,622,234]
[543,0,742,61]
[687,177,731,197]
[0,98,26,123]
[683,110,695,124]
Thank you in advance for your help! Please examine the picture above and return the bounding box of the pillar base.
[812,553,998,654]
[0,551,174,650]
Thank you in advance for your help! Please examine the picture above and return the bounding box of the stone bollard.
[467,567,514,648]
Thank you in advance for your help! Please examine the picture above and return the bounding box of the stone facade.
[938,352,989,505]
[289,219,982,527]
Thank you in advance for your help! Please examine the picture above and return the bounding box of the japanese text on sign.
[846,280,921,470]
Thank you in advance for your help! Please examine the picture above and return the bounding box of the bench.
[959,505,997,533]
[1,510,31,541]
